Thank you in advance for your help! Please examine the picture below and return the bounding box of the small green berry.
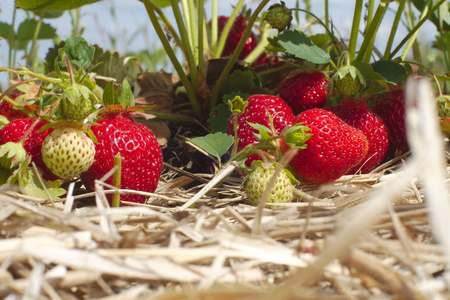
[265,2,293,31]
[245,163,294,206]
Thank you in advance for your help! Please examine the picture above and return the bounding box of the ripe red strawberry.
[0,91,28,121]
[279,70,330,115]
[285,109,369,183]
[370,89,408,157]
[80,113,162,204]
[328,99,389,174]
[216,15,257,60]
[227,94,294,166]
[0,118,58,180]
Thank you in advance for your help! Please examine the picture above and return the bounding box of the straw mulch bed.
[1,80,449,299]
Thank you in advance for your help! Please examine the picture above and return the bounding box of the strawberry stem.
[210,0,218,54]
[210,0,270,112]
[142,0,202,121]
[213,0,246,59]
[390,0,446,60]
[348,0,363,61]
[112,153,122,207]
[355,1,389,63]
[383,0,406,60]
[170,0,198,88]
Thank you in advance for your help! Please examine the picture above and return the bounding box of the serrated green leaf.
[188,132,234,160]
[371,60,407,84]
[16,19,56,41]
[277,30,331,64]
[16,0,102,11]
[60,36,95,70]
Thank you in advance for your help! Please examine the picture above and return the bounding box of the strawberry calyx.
[0,141,28,169]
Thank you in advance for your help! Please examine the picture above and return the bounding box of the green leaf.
[16,19,56,41]
[219,69,267,96]
[277,29,331,64]
[208,103,231,133]
[118,78,135,108]
[352,61,386,81]
[16,0,102,11]
[102,81,118,107]
[248,122,272,141]
[59,36,95,70]
[8,157,65,200]
[371,60,407,84]
[188,132,234,161]
[0,22,14,44]
[38,10,65,19]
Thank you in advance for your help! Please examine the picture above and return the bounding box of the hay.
[0,79,449,299]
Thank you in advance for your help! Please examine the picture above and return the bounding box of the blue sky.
[0,0,436,89]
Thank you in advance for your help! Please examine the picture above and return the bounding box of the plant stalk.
[112,153,122,207]
[390,0,446,60]
[355,1,389,63]
[142,0,202,121]
[213,0,246,58]
[348,0,364,60]
[210,0,270,111]
[383,0,406,59]
[28,11,45,70]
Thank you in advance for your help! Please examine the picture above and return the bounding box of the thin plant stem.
[210,0,270,111]
[28,11,45,70]
[8,6,17,71]
[383,0,406,59]
[152,4,183,51]
[171,0,198,87]
[211,0,218,53]
[180,0,192,46]
[197,0,205,72]
[324,0,329,31]
[389,0,446,60]
[213,0,246,59]
[71,8,81,36]
[348,0,364,61]
[187,0,198,65]
[366,0,375,28]
[142,0,202,121]
[112,153,122,207]
[244,22,271,64]
[355,1,390,63]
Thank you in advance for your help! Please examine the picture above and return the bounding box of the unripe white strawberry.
[244,163,294,206]
[41,127,95,179]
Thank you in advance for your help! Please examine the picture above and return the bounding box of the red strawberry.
[227,94,294,166]
[279,70,330,115]
[0,91,28,121]
[80,113,162,204]
[370,89,408,157]
[329,99,389,174]
[285,109,369,183]
[216,15,257,60]
[0,118,57,180]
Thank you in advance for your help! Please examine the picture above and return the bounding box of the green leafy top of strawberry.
[332,65,366,97]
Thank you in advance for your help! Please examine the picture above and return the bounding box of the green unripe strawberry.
[42,127,95,179]
[61,84,97,121]
[265,1,293,31]
[331,65,365,96]
[245,163,294,206]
